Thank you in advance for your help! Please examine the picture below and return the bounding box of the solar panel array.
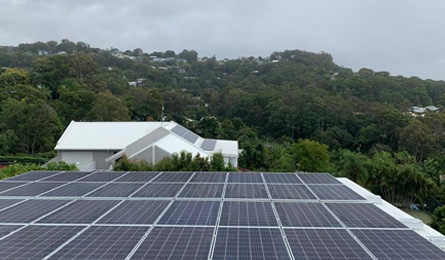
[0,170,444,259]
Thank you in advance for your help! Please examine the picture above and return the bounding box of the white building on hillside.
[52,121,239,171]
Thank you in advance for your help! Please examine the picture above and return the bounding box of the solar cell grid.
[353,229,445,260]
[152,172,193,182]
[0,199,69,223]
[178,184,224,198]
[42,171,92,182]
[275,202,341,227]
[0,199,23,210]
[114,171,160,182]
[131,183,184,198]
[263,173,302,184]
[327,203,407,228]
[0,225,22,238]
[48,226,148,260]
[0,182,26,193]
[37,200,120,224]
[285,229,373,260]
[0,226,83,260]
[98,200,170,224]
[224,184,268,199]
[131,227,214,260]
[213,228,290,260]
[86,183,144,197]
[40,182,105,197]
[0,182,65,197]
[5,171,60,181]
[228,172,263,183]
[308,185,365,200]
[190,172,227,183]
[220,201,278,227]
[297,173,341,184]
[268,184,316,200]
[80,171,126,182]
[158,201,220,225]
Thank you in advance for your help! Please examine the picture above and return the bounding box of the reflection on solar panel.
[98,200,170,224]
[0,182,26,193]
[131,227,214,259]
[158,201,220,225]
[37,200,119,224]
[263,173,302,184]
[131,183,183,197]
[5,171,60,181]
[0,199,23,210]
[0,225,83,259]
[225,184,268,199]
[220,201,278,226]
[308,185,365,200]
[0,199,69,223]
[327,203,407,228]
[80,171,126,182]
[0,225,22,238]
[297,173,340,184]
[115,171,160,182]
[0,182,65,196]
[190,172,227,183]
[179,184,224,198]
[286,229,373,260]
[268,184,316,200]
[86,183,144,197]
[152,172,193,182]
[213,228,290,260]
[48,226,148,260]
[40,182,104,197]
[228,172,263,183]
[275,202,341,227]
[353,229,445,260]
[42,171,92,182]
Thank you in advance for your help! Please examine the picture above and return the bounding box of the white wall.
[61,151,94,170]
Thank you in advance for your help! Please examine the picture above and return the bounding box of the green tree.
[88,91,130,121]
[291,139,330,172]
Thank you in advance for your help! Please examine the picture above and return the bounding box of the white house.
[52,121,239,171]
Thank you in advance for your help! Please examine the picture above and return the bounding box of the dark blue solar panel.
[327,203,407,228]
[275,202,341,227]
[286,229,373,260]
[86,183,144,197]
[228,172,263,183]
[0,225,22,238]
[0,225,83,260]
[190,172,227,183]
[201,139,217,151]
[224,184,268,199]
[0,199,69,223]
[183,131,199,143]
[263,173,302,184]
[178,184,224,198]
[40,183,104,197]
[308,185,365,200]
[131,184,184,197]
[171,124,188,136]
[213,228,290,260]
[48,226,148,260]
[220,201,278,227]
[37,200,120,224]
[131,227,214,260]
[114,171,160,182]
[80,171,126,182]
[42,171,92,182]
[0,182,65,196]
[158,201,220,225]
[98,200,170,224]
[0,182,26,193]
[268,184,316,200]
[0,199,23,210]
[297,173,340,184]
[152,172,193,182]
[5,171,60,181]
[353,229,445,260]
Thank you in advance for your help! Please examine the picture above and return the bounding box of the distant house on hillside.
[51,121,239,171]
[409,106,440,117]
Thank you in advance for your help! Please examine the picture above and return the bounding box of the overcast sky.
[1,0,444,80]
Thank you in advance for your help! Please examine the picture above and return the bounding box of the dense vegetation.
[2,39,445,230]
[0,161,78,180]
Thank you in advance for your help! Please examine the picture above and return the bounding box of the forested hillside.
[2,40,445,227]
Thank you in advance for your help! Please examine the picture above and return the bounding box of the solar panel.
[0,199,23,210]
[285,229,373,260]
[183,131,199,143]
[263,173,302,184]
[219,201,278,227]
[213,228,290,260]
[5,171,60,181]
[308,185,365,200]
[98,200,170,224]
[225,184,269,199]
[0,182,65,197]
[0,199,69,223]
[131,183,184,198]
[171,124,188,136]
[327,203,407,228]
[86,183,144,197]
[0,225,83,260]
[37,200,120,224]
[40,183,104,197]
[152,172,193,182]
[158,201,220,225]
[201,139,217,151]
[131,227,214,259]
[353,229,445,260]
[267,184,316,200]
[190,172,227,183]
[114,171,160,182]
[228,172,263,183]
[0,225,22,238]
[297,173,341,184]
[48,226,148,260]
[178,184,224,198]
[275,202,341,227]
[0,182,26,193]
[80,171,126,182]
[42,171,92,182]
